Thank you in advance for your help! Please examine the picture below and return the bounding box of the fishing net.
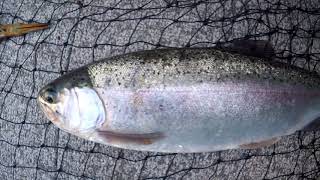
[0,0,320,179]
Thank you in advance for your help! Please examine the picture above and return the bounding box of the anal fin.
[97,130,165,145]
[239,137,279,149]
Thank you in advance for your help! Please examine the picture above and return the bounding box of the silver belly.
[95,81,320,152]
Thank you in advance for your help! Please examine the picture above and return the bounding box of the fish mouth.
[37,95,60,123]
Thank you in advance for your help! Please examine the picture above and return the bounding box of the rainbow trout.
[37,41,320,152]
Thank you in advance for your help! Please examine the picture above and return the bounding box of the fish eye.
[43,88,58,104]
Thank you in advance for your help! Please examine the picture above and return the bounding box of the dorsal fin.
[216,40,275,60]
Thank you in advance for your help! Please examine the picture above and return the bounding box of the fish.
[37,40,320,153]
[0,23,49,41]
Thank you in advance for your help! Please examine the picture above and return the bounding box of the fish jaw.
[37,95,60,124]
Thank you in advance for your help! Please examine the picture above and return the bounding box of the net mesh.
[0,0,320,179]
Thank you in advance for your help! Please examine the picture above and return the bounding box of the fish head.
[37,69,106,135]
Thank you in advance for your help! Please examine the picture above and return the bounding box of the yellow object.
[0,23,49,39]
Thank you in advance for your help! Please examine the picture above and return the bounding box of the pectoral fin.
[97,130,165,145]
[302,117,320,131]
[239,137,279,149]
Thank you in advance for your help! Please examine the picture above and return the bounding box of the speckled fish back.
[87,48,320,90]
